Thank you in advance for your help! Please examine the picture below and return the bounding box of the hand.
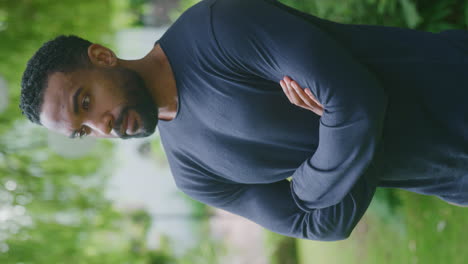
[279,76,324,116]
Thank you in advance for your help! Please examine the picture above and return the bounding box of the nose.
[85,112,114,137]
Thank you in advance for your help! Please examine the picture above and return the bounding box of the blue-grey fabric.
[156,0,468,240]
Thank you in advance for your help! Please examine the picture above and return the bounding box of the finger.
[285,77,320,111]
[280,80,293,102]
[284,76,322,107]
[284,76,324,116]
[282,79,313,111]
[290,81,319,109]
[290,86,323,116]
[304,88,323,107]
[284,77,302,106]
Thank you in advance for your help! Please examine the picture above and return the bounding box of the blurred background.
[0,0,468,263]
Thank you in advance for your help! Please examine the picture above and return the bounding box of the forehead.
[39,71,78,135]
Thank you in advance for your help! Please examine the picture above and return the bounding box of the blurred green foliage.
[175,0,468,32]
[280,0,468,31]
[0,0,161,263]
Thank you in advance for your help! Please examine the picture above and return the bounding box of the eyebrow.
[68,87,83,139]
[72,87,83,115]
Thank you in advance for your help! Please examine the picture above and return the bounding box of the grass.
[296,189,468,264]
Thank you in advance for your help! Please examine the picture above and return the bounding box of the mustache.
[113,106,130,138]
[113,106,151,140]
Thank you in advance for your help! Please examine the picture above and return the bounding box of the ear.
[87,44,117,67]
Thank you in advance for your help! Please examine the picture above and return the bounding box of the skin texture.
[39,43,179,140]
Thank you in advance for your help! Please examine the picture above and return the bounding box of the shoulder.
[211,0,276,10]
[210,0,274,22]
[175,0,264,33]
[209,0,292,42]
[157,0,221,65]
[168,0,213,29]
[163,0,278,45]
[210,0,289,18]
[161,0,216,41]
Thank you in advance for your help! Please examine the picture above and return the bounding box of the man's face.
[39,66,158,140]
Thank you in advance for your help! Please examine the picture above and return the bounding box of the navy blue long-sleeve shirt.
[157,0,468,240]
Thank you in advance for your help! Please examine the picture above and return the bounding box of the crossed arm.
[178,0,388,240]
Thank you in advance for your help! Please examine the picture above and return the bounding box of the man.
[20,0,468,241]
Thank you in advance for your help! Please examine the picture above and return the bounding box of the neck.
[118,44,178,121]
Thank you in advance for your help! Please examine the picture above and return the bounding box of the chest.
[165,73,321,183]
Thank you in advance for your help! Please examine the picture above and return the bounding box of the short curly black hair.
[20,35,93,125]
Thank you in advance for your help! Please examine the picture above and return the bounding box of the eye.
[79,126,87,139]
[82,95,90,111]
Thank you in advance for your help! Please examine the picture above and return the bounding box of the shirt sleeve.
[173,158,379,241]
[210,0,388,209]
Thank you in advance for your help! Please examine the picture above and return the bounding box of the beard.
[112,67,159,139]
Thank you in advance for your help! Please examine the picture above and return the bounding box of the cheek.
[92,69,127,103]
[94,68,144,109]
[93,84,123,108]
